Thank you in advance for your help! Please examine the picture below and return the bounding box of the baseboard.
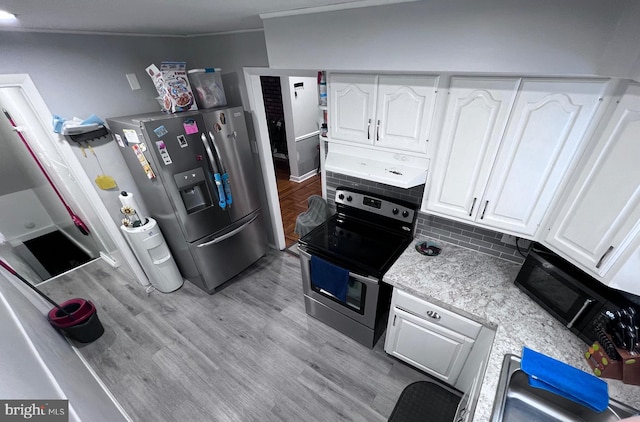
[100,251,119,268]
[289,169,318,183]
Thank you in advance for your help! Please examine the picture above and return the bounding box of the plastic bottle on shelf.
[318,71,327,106]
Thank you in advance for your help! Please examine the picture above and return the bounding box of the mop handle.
[2,109,75,216]
[0,259,73,318]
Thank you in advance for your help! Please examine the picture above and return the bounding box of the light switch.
[126,73,141,91]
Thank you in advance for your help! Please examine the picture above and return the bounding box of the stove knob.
[346,196,353,202]
[392,208,399,215]
[338,194,345,200]
[402,210,409,218]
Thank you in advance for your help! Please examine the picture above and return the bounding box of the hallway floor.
[40,254,430,422]
[275,163,322,248]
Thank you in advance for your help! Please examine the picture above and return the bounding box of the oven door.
[298,246,380,328]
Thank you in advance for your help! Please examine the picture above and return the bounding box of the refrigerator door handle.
[197,214,259,248]
[208,131,233,207]
[200,133,226,209]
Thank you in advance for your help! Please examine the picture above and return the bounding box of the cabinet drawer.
[394,289,482,339]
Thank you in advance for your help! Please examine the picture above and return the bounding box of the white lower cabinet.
[385,289,480,384]
[454,358,486,422]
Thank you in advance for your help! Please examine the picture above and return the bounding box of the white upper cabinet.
[329,74,438,154]
[425,77,608,237]
[375,76,439,153]
[480,79,608,235]
[330,74,377,145]
[426,77,519,221]
[545,83,640,276]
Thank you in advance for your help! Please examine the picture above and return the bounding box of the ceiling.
[0,0,410,36]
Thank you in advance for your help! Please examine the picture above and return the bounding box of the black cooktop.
[299,214,412,279]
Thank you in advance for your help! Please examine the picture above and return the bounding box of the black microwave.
[514,244,633,345]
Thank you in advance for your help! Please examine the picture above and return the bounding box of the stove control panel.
[334,188,416,223]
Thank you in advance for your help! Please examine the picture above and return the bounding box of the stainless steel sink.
[491,354,639,422]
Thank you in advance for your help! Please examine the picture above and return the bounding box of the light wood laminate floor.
[40,252,430,422]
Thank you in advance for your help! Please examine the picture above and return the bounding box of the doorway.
[0,87,99,283]
[0,74,149,287]
[247,69,326,250]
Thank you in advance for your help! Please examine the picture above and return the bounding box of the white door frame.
[243,67,322,250]
[0,73,149,286]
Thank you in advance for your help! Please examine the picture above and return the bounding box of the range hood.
[324,143,429,189]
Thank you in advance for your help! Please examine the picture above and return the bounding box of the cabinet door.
[454,357,485,422]
[374,75,438,153]
[480,79,608,236]
[329,74,377,144]
[425,77,519,221]
[546,83,640,275]
[386,307,474,384]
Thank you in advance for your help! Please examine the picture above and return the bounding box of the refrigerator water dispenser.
[173,167,212,213]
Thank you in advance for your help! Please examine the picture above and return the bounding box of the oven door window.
[311,276,367,315]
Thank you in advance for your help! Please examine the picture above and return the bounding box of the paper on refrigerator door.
[123,129,141,144]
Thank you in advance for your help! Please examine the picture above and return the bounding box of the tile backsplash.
[325,171,529,264]
[416,214,529,264]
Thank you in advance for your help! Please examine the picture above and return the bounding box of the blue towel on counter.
[521,347,609,412]
[310,255,349,302]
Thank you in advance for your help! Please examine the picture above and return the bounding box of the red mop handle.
[3,108,89,235]
[0,259,18,276]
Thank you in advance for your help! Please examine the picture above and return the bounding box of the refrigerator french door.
[107,107,267,293]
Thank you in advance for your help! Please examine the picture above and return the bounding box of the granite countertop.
[384,236,640,421]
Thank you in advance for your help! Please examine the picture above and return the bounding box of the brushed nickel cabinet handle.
[426,310,441,320]
[469,197,477,216]
[595,245,614,269]
[367,119,371,140]
[376,119,380,141]
[480,200,489,219]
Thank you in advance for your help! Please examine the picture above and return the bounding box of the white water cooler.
[121,218,183,293]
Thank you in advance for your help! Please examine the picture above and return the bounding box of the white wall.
[263,0,631,77]
[184,31,270,109]
[0,32,185,118]
[0,132,41,196]
[0,190,54,241]
[597,0,640,80]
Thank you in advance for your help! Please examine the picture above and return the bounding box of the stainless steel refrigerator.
[107,107,268,293]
